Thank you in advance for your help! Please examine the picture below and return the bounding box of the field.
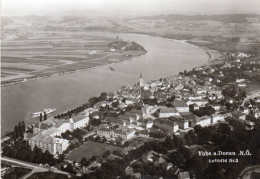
[1,29,146,85]
[66,141,122,162]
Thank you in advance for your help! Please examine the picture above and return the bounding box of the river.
[1,32,208,136]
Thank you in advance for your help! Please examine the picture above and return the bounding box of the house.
[159,107,180,118]
[238,83,246,87]
[154,119,179,133]
[139,130,149,138]
[146,120,154,129]
[211,114,224,124]
[130,109,144,118]
[192,116,211,127]
[107,117,126,127]
[238,113,246,120]
[125,98,139,105]
[236,79,246,83]
[178,171,190,179]
[187,99,208,107]
[174,100,189,113]
[142,105,159,116]
[180,113,196,128]
[175,119,189,129]
[97,128,135,140]
[212,104,222,111]
[85,108,98,116]
[117,115,131,123]
[70,115,89,131]
[125,166,134,176]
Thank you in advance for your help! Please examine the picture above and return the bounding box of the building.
[191,116,211,127]
[211,114,224,124]
[27,134,69,155]
[154,119,179,133]
[175,119,189,129]
[159,107,179,118]
[180,113,196,128]
[107,117,126,128]
[187,99,208,107]
[142,105,158,116]
[85,108,98,116]
[178,171,190,179]
[33,122,54,134]
[174,100,189,113]
[97,128,135,140]
[70,115,89,131]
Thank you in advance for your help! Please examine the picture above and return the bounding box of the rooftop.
[160,107,178,113]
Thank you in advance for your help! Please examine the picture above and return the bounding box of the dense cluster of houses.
[90,73,230,142]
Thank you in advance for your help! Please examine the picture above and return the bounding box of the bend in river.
[1,32,208,136]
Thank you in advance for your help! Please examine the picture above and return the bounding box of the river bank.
[1,32,209,136]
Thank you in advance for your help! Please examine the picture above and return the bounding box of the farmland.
[1,29,146,86]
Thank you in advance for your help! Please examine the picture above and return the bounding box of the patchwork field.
[1,31,146,85]
[66,141,122,162]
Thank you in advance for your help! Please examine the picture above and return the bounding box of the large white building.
[27,134,69,155]
[192,116,211,127]
[97,128,135,140]
[159,107,179,118]
[211,114,224,124]
[29,114,89,155]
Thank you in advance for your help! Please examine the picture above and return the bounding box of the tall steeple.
[139,72,144,87]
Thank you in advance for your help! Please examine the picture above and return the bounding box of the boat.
[31,108,56,118]
[109,67,115,71]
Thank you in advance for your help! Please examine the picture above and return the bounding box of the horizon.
[2,0,260,17]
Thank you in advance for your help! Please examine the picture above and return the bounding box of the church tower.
[139,73,144,87]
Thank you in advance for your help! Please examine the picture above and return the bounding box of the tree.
[34,147,43,164]
[65,163,75,173]
[99,92,107,101]
[21,121,26,133]
[44,112,47,121]
[81,157,90,166]
[42,150,51,164]
[14,125,19,140]
[112,101,119,108]
[3,146,12,156]
[18,122,24,139]
[88,97,98,107]
[58,154,65,163]
[40,113,43,122]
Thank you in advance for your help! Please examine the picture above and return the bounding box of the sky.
[2,0,260,16]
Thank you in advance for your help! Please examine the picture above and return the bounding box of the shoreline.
[1,32,217,138]
[1,49,147,87]
[126,32,224,63]
[1,31,223,88]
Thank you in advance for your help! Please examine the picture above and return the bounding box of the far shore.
[1,50,147,87]
[1,31,225,87]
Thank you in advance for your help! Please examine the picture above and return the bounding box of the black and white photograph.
[1,0,260,178]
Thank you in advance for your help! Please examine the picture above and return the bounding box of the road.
[239,165,260,179]
[1,156,71,178]
[242,91,260,106]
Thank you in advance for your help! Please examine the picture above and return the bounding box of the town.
[2,51,260,179]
